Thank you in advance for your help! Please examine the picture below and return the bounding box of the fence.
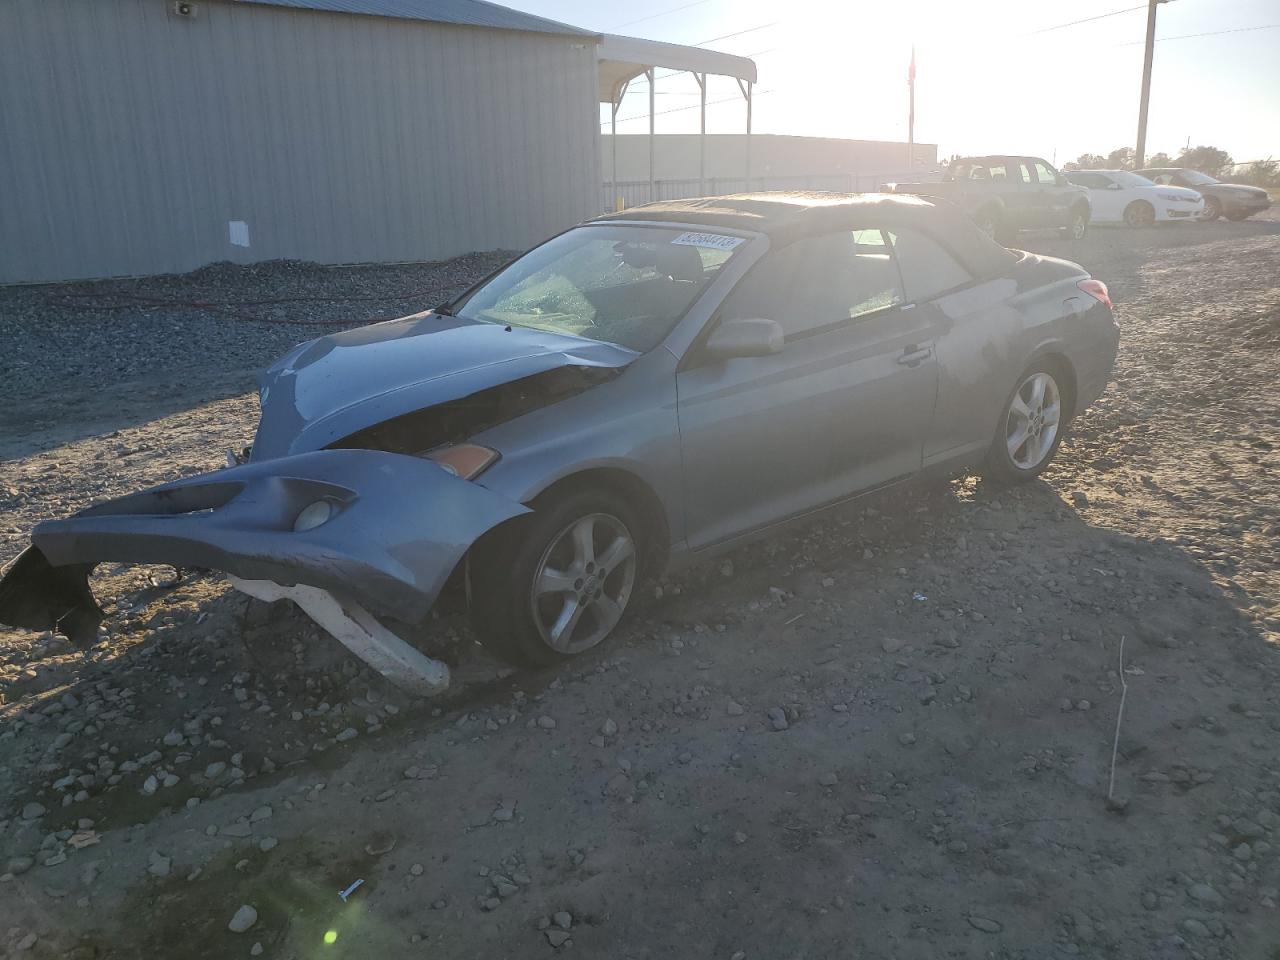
[601,170,943,212]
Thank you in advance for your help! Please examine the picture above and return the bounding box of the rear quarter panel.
[925,255,1116,468]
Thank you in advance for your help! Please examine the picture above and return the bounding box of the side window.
[967,164,990,181]
[1033,161,1058,185]
[988,163,1008,182]
[1017,163,1035,185]
[720,230,904,338]
[886,228,973,302]
[844,230,904,318]
[1070,172,1109,189]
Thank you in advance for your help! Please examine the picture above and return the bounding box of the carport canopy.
[597,34,758,207]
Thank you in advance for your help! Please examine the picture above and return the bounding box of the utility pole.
[907,45,916,171]
[1134,0,1167,167]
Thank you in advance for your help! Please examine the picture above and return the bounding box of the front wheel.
[1123,201,1155,228]
[1060,208,1089,240]
[983,366,1068,484]
[470,489,641,666]
[1224,210,1252,221]
[1201,196,1222,221]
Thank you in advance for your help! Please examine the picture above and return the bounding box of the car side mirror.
[703,318,785,361]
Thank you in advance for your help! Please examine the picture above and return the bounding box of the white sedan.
[1065,169,1204,226]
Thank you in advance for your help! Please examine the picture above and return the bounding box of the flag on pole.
[908,45,916,84]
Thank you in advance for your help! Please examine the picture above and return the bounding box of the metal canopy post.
[737,78,752,187]
[647,67,656,204]
[595,36,757,206]
[696,72,707,195]
[611,79,630,212]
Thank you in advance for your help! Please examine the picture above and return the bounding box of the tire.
[469,488,642,667]
[973,209,1007,244]
[1225,210,1252,221]
[1060,208,1089,240]
[983,364,1070,484]
[1123,201,1155,228]
[1201,196,1222,221]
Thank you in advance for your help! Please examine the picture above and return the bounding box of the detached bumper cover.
[0,449,529,642]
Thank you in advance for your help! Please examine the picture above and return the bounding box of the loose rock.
[228,904,258,933]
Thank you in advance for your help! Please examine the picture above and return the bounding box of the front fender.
[0,449,530,642]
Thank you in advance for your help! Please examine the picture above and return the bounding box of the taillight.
[1077,278,1112,310]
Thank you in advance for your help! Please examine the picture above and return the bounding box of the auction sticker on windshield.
[671,232,745,251]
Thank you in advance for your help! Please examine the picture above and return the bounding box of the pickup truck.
[887,155,1091,243]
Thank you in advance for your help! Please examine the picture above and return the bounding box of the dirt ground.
[2,213,1279,960]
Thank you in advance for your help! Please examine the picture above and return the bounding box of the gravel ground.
[1,214,1279,960]
[0,252,513,462]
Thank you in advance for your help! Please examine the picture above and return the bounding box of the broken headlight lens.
[293,499,335,532]
[422,444,499,480]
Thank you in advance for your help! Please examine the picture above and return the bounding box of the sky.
[507,0,1280,168]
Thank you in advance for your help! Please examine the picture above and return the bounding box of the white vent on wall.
[228,221,250,248]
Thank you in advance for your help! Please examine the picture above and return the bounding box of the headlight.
[421,444,500,480]
[293,499,335,532]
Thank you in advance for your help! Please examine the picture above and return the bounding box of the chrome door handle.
[897,345,933,366]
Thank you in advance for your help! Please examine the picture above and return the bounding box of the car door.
[1082,172,1124,221]
[675,228,939,550]
[1029,159,1066,227]
[983,159,1017,220]
[1009,160,1041,229]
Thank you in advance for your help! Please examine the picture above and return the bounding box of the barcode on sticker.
[671,232,744,251]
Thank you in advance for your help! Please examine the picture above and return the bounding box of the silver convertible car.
[0,194,1118,694]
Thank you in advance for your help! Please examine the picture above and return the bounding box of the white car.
[1065,169,1204,226]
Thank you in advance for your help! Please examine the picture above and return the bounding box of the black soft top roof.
[592,192,1016,279]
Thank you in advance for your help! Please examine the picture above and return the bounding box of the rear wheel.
[1201,196,1222,221]
[983,365,1068,484]
[470,489,641,666]
[1123,201,1155,228]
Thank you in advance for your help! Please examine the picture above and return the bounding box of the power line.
[629,44,783,87]
[622,22,781,85]
[695,21,780,46]
[610,0,712,30]
[1024,4,1147,35]
[1117,22,1280,44]
[605,89,774,127]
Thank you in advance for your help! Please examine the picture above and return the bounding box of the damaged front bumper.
[0,449,529,693]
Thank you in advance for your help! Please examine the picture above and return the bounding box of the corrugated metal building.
[0,0,602,284]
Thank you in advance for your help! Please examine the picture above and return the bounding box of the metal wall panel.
[0,0,601,283]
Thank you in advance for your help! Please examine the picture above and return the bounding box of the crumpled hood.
[252,311,636,461]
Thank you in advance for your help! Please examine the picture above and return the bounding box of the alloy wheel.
[530,513,637,654]
[1125,203,1154,228]
[1005,372,1062,471]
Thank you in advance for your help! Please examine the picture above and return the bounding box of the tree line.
[1065,145,1278,187]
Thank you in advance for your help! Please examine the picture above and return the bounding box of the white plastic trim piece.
[229,576,449,697]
